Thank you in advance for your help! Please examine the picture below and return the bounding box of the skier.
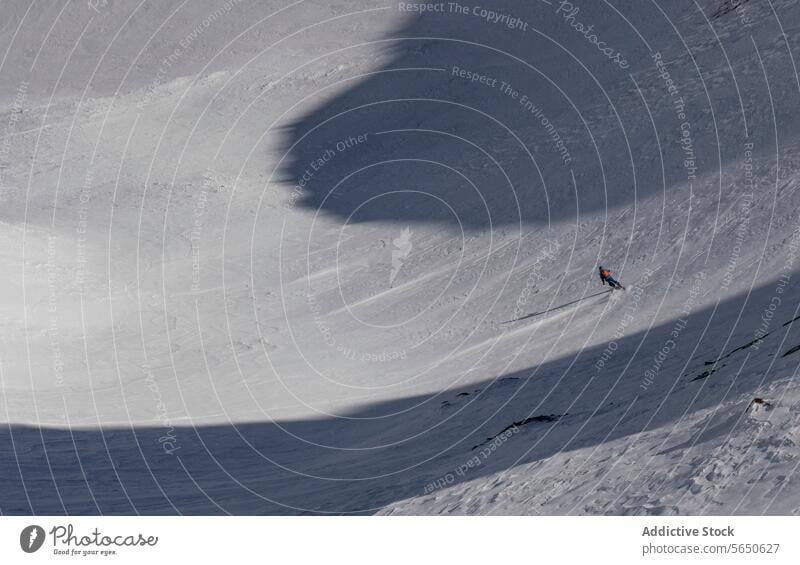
[598,266,624,290]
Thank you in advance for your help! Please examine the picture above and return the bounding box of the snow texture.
[1,0,800,515]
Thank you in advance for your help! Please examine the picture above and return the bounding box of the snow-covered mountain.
[1,0,800,514]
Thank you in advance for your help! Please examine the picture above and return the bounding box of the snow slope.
[1,0,800,514]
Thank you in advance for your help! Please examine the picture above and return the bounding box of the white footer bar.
[1,516,797,564]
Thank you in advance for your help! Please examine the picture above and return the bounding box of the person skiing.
[598,266,624,290]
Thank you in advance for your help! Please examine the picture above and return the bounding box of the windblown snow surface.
[2,0,800,515]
